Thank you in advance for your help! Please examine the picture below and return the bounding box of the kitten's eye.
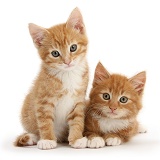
[51,51,60,57]
[103,93,110,100]
[70,44,77,52]
[119,96,128,103]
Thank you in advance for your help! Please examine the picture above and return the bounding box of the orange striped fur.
[84,62,146,148]
[14,8,89,149]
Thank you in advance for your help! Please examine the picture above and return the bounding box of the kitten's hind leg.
[14,133,38,147]
[138,124,147,133]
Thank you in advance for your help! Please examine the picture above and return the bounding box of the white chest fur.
[61,70,82,91]
[54,93,74,141]
[53,65,85,141]
[98,118,132,133]
[53,63,85,92]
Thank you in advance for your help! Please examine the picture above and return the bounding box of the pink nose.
[109,107,117,112]
[64,60,71,65]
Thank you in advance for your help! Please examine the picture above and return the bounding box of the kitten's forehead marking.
[100,89,111,94]
[118,93,131,99]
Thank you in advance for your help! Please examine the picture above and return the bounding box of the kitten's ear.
[129,71,146,94]
[93,62,110,86]
[66,7,85,34]
[28,23,49,47]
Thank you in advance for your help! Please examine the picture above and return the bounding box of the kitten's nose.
[109,107,117,112]
[64,59,71,65]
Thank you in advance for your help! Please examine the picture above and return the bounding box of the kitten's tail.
[14,133,38,147]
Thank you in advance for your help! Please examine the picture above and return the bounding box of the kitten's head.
[90,62,146,119]
[28,8,88,71]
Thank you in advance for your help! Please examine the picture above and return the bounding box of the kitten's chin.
[106,112,129,119]
[63,64,75,70]
[106,113,119,119]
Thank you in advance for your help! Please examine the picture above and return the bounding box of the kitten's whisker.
[85,103,103,116]
[85,103,109,120]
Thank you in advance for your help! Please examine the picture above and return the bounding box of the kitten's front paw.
[70,137,88,149]
[37,140,57,150]
[106,137,121,146]
[138,124,147,133]
[87,137,105,148]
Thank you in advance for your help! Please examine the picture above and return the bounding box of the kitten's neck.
[98,117,135,133]
[41,60,88,92]
[42,59,88,77]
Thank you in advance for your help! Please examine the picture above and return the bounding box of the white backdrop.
[0,0,160,159]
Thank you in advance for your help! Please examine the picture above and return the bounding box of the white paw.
[71,137,88,149]
[138,124,147,133]
[87,137,105,148]
[106,137,121,146]
[37,140,57,150]
[27,133,38,145]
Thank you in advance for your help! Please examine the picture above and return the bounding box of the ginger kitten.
[14,8,89,149]
[84,62,146,148]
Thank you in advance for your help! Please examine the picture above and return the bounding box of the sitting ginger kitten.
[84,62,146,148]
[14,8,89,150]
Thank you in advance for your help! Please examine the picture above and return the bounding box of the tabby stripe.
[37,115,54,122]
[67,113,83,122]
[37,101,53,106]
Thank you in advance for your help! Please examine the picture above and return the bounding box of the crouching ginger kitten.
[84,62,146,148]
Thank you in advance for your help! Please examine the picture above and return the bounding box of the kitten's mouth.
[107,112,118,115]
[64,64,75,69]
[106,112,119,119]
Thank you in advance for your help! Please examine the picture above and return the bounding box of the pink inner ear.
[132,81,144,93]
[74,22,84,33]
[66,8,85,34]
[129,71,146,94]
[29,23,47,47]
[96,71,107,81]
[32,32,44,46]
[93,62,110,86]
